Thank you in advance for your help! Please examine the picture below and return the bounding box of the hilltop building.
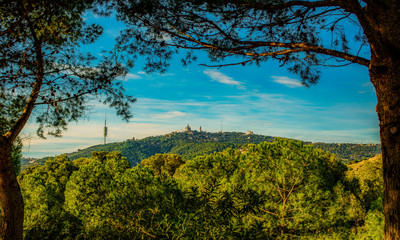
[246,131,254,135]
[183,124,204,133]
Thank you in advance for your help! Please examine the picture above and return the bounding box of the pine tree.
[0,1,135,238]
[115,1,400,238]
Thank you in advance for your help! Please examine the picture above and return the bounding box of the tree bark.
[0,137,24,240]
[362,1,400,238]
[370,54,400,239]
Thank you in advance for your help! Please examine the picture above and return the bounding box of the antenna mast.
[104,113,108,144]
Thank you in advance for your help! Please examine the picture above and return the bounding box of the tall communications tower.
[104,113,108,144]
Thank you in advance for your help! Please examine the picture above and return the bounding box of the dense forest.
[22,131,381,170]
[19,138,383,239]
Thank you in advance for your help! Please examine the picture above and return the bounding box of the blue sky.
[21,13,379,158]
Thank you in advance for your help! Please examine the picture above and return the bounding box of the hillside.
[22,131,381,169]
[311,142,381,163]
[66,131,274,166]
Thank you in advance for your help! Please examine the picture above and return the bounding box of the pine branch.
[231,0,345,10]
[4,10,44,142]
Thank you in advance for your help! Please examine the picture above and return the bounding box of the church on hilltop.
[184,124,202,132]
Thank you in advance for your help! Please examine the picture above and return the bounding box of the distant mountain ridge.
[22,131,381,170]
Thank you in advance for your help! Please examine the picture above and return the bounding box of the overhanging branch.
[165,29,371,67]
[132,6,370,67]
[230,0,345,11]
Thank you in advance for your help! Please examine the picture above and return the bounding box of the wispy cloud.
[120,73,142,81]
[203,69,243,86]
[134,71,174,77]
[153,110,187,119]
[155,72,175,77]
[358,81,374,94]
[271,76,303,88]
[21,93,379,158]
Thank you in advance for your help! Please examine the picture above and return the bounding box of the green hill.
[66,131,274,166]
[22,131,381,169]
[311,142,381,163]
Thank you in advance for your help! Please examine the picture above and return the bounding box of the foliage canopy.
[19,139,384,239]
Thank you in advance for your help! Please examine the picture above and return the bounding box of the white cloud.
[21,91,379,158]
[271,76,303,88]
[153,110,187,119]
[137,98,207,108]
[155,72,175,77]
[203,69,243,86]
[120,73,142,81]
[134,71,175,78]
[149,32,172,42]
[358,81,375,94]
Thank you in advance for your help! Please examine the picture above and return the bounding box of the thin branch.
[4,7,44,142]
[330,12,352,30]
[231,0,345,11]
[137,9,370,67]
[190,38,371,66]
[200,57,256,68]
[34,89,94,105]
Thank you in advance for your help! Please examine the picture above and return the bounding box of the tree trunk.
[370,54,400,240]
[0,137,24,240]
[363,1,400,238]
